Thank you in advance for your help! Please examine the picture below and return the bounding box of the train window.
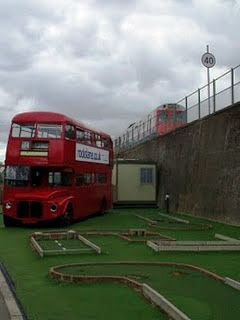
[176,112,186,121]
[170,112,186,122]
[158,111,167,121]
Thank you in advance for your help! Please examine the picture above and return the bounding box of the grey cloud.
[0,0,239,160]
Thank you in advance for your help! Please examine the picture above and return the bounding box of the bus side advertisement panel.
[75,143,109,164]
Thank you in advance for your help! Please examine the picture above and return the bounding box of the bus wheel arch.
[58,202,74,227]
[99,197,107,216]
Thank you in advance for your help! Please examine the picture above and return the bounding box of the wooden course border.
[30,231,101,257]
[134,213,212,231]
[49,261,227,320]
[30,229,174,257]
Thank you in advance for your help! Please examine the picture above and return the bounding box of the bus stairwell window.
[65,125,76,140]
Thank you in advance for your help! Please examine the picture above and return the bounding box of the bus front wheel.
[58,205,73,227]
[3,215,18,227]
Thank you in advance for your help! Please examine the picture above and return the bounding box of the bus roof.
[12,111,110,138]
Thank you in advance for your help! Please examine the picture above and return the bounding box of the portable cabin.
[112,159,157,207]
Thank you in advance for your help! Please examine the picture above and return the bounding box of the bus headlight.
[50,204,58,212]
[5,202,12,210]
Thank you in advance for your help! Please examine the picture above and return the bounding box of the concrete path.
[0,266,24,320]
[0,290,10,320]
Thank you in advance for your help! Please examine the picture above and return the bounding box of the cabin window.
[140,168,153,184]
[37,124,61,138]
[12,123,35,138]
[65,125,76,140]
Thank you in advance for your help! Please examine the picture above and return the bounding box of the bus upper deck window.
[76,129,84,141]
[65,125,76,140]
[38,124,62,138]
[12,123,35,138]
[102,138,111,148]
[95,135,102,147]
[84,131,92,144]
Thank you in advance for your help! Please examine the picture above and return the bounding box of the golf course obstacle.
[77,228,174,242]
[147,239,240,252]
[30,229,173,257]
[50,261,240,320]
[30,230,101,257]
[134,213,212,230]
[224,277,240,291]
[158,213,190,224]
[214,233,240,242]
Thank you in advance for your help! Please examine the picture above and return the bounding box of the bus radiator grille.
[17,201,43,219]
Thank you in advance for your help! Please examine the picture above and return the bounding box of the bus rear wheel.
[58,205,73,228]
[99,198,107,216]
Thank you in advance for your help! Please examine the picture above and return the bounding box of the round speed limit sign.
[201,52,216,68]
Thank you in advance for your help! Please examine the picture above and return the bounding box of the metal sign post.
[201,45,216,114]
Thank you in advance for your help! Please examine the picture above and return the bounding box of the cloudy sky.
[0,0,239,161]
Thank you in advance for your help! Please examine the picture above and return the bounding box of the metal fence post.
[231,68,234,104]
[185,96,188,123]
[213,79,216,113]
[198,89,201,119]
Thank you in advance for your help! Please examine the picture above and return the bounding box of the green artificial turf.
[58,263,240,320]
[0,208,239,320]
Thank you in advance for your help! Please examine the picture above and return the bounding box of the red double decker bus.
[3,111,113,227]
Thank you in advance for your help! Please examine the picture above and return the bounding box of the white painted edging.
[225,277,240,291]
[30,236,44,257]
[0,269,24,320]
[134,214,157,224]
[215,233,240,242]
[146,241,159,252]
[158,213,189,224]
[78,234,101,254]
[142,284,191,320]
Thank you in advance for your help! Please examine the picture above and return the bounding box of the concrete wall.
[118,103,240,225]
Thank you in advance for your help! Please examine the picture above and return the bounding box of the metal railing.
[115,64,240,152]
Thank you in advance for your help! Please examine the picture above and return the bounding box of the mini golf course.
[0,208,239,320]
